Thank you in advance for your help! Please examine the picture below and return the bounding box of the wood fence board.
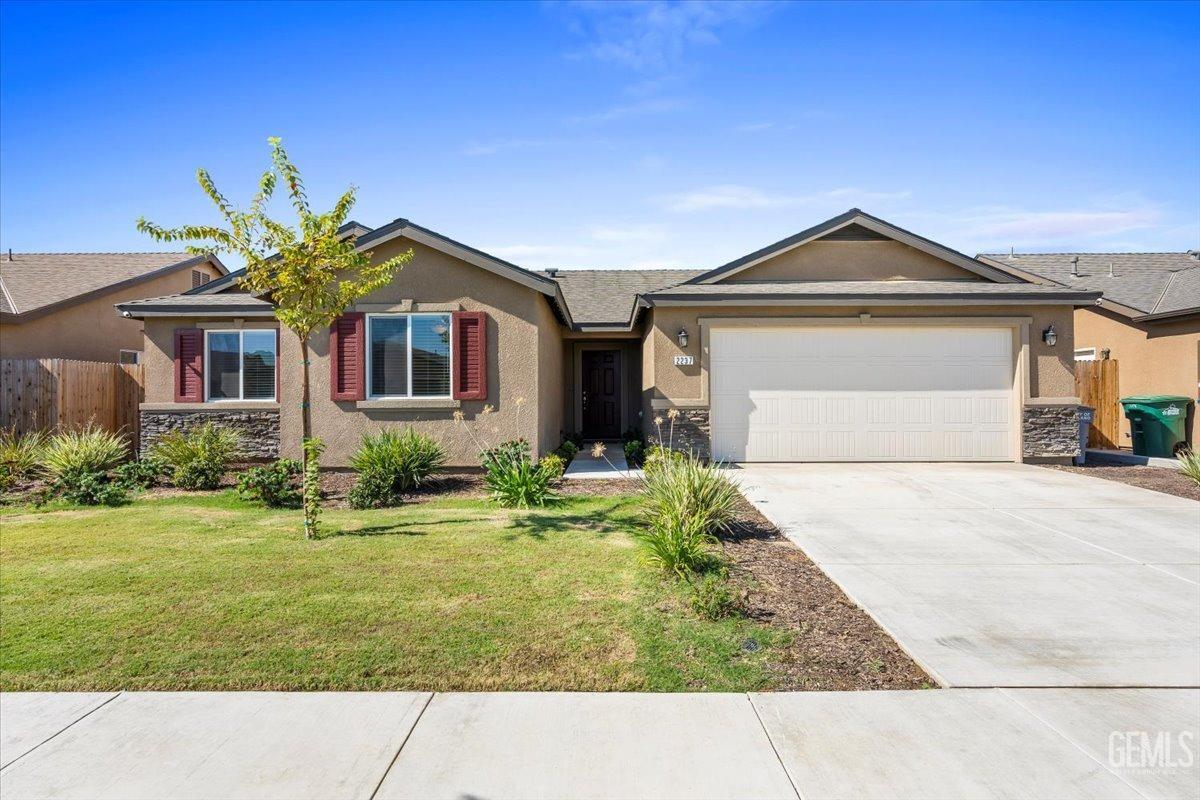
[0,359,144,452]
[1075,359,1121,449]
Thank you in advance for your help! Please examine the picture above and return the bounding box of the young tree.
[138,137,413,538]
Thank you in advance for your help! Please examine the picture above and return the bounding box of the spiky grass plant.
[152,422,240,490]
[348,428,447,508]
[39,425,128,481]
[1178,449,1200,486]
[635,453,740,578]
[0,429,49,483]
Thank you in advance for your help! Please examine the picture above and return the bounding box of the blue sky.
[1,0,1197,270]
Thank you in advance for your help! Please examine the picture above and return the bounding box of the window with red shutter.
[174,328,204,402]
[330,313,365,401]
[452,311,487,401]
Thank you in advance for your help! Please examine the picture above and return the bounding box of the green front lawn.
[0,492,785,691]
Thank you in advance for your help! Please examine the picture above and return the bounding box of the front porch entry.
[581,349,621,440]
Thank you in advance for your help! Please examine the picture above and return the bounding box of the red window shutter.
[329,313,365,401]
[452,311,487,401]
[173,328,204,402]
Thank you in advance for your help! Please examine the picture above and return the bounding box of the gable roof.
[640,280,1099,306]
[687,209,1021,285]
[119,219,575,326]
[976,252,1200,320]
[1,251,227,322]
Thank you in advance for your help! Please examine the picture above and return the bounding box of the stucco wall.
[0,261,222,362]
[728,241,988,283]
[139,238,561,467]
[1074,307,1199,444]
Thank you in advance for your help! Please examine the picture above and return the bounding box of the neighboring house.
[0,252,227,363]
[116,209,1099,466]
[977,251,1200,446]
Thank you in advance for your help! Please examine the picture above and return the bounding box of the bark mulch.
[1042,462,1199,502]
[718,497,935,691]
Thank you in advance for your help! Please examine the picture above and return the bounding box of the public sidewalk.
[2,689,1197,799]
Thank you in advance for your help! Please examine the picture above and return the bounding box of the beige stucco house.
[1,252,226,363]
[117,210,1100,466]
[978,252,1199,447]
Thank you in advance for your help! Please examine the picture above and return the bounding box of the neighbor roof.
[976,252,1200,320]
[0,252,227,321]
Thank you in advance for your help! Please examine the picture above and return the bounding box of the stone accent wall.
[649,407,711,461]
[1022,403,1081,460]
[140,409,280,460]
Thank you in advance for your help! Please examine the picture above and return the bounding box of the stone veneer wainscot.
[1022,403,1082,460]
[140,409,281,459]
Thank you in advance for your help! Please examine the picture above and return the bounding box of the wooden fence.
[0,359,144,452]
[1075,359,1121,449]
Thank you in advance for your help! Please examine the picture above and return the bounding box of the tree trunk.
[299,333,314,539]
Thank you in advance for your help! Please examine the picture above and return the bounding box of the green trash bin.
[1119,395,1193,458]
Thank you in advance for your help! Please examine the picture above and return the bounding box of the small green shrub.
[237,459,302,508]
[40,425,128,481]
[54,468,129,507]
[1178,449,1200,486]
[113,457,165,489]
[152,423,240,490]
[348,428,446,508]
[555,440,579,461]
[485,457,556,508]
[0,429,48,483]
[636,453,740,578]
[539,452,566,480]
[480,438,531,469]
[689,571,736,620]
[621,427,643,445]
[623,439,644,464]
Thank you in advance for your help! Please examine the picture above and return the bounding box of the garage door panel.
[710,327,1015,462]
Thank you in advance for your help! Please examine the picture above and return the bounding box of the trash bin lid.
[1119,395,1194,405]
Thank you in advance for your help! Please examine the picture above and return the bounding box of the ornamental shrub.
[237,458,302,508]
[152,423,240,490]
[40,425,128,481]
[349,428,446,508]
[539,452,566,481]
[485,456,555,508]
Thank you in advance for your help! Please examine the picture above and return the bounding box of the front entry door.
[582,350,621,440]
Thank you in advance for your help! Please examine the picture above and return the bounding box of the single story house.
[977,251,1199,446]
[116,209,1100,466]
[1,251,226,363]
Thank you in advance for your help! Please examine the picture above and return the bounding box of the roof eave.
[115,305,277,319]
[1134,306,1200,323]
[641,291,1101,307]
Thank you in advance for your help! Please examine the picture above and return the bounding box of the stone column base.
[1022,403,1081,461]
[647,407,711,461]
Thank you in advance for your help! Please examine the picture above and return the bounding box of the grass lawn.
[0,492,788,692]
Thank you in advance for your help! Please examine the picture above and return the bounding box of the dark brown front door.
[582,350,621,440]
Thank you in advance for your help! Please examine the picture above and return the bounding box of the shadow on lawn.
[323,517,480,538]
[503,499,634,541]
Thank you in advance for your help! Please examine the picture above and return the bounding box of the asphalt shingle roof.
[0,252,209,317]
[545,269,700,324]
[642,281,1098,300]
[116,292,275,313]
[977,253,1200,315]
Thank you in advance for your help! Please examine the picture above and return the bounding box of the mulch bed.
[718,497,934,691]
[1042,462,1200,501]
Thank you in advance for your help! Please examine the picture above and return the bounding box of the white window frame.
[204,329,277,402]
[1074,347,1098,362]
[118,349,141,365]
[366,312,453,400]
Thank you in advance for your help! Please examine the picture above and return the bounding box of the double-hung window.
[367,313,452,399]
[205,329,277,401]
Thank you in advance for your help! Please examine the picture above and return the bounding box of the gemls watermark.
[1108,730,1195,772]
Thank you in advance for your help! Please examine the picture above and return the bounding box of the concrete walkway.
[3,689,1197,799]
[562,443,641,480]
[737,462,1200,687]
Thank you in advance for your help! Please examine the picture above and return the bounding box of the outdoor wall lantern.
[1042,324,1057,346]
[677,327,689,348]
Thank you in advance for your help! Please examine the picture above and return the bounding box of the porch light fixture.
[677,327,689,348]
[1042,324,1057,347]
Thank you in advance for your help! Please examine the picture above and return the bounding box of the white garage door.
[710,326,1015,462]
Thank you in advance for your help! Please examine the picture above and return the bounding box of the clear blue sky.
[2,0,1197,270]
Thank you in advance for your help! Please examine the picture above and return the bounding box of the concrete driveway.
[737,462,1200,688]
